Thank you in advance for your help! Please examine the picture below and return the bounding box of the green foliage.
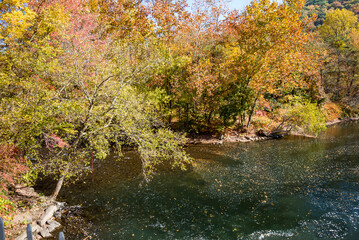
[276,97,327,136]
[0,193,15,216]
[0,0,192,199]
[219,82,254,127]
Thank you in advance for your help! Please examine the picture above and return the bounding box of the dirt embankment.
[2,185,63,240]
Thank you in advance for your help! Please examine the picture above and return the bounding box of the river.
[56,122,359,239]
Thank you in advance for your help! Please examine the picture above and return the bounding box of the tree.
[319,8,359,99]
[320,9,357,49]
[303,0,359,26]
[223,0,321,128]
[88,0,151,40]
[147,0,230,131]
[0,0,191,201]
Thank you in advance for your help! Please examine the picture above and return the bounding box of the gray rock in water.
[54,211,61,219]
[56,202,66,209]
[38,205,59,226]
[47,220,61,232]
[39,229,52,238]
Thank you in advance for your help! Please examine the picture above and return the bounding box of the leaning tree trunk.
[50,165,69,201]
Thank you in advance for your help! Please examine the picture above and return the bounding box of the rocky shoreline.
[2,185,64,240]
[15,202,64,240]
[9,191,92,240]
[187,117,359,145]
[187,132,276,145]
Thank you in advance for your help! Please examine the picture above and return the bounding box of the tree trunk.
[168,100,172,125]
[50,165,69,201]
[348,68,355,96]
[206,110,213,127]
[336,51,341,98]
[185,103,189,131]
[246,94,259,129]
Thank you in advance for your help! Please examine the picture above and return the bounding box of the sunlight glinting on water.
[58,123,359,239]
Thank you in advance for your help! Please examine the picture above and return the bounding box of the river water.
[58,122,359,239]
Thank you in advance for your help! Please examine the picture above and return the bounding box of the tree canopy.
[0,0,357,208]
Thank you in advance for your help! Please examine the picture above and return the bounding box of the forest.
[0,0,358,229]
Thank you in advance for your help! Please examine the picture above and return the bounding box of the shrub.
[0,145,29,193]
[275,97,327,136]
[322,102,342,121]
[252,114,272,130]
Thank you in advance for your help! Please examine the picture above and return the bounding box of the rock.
[56,202,66,210]
[256,129,268,137]
[39,229,52,238]
[38,205,59,226]
[15,231,27,240]
[15,224,40,240]
[269,132,283,139]
[47,220,61,232]
[54,211,61,219]
[15,186,40,198]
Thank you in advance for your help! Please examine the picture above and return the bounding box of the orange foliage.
[224,0,321,95]
[322,102,342,121]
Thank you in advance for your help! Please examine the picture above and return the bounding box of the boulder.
[37,205,59,226]
[14,185,40,198]
[47,220,61,232]
[39,229,52,238]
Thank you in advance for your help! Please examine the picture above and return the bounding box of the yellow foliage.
[251,115,272,130]
[320,9,358,49]
[0,8,36,43]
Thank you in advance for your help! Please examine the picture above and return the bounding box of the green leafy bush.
[275,97,327,136]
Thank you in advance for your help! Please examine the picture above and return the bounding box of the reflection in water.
[59,123,359,239]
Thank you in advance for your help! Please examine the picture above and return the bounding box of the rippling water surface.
[59,123,359,239]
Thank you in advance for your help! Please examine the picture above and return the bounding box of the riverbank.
[2,186,63,240]
[187,117,359,144]
[186,131,274,145]
[327,117,359,126]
